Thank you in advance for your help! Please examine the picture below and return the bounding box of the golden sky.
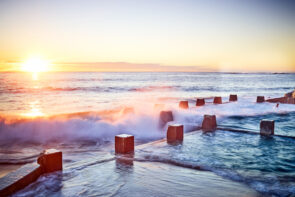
[0,0,294,72]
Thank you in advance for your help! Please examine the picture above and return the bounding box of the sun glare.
[21,57,50,73]
[21,101,45,118]
[22,108,44,117]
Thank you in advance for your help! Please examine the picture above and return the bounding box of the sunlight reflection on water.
[21,101,45,117]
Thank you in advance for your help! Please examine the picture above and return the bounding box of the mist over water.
[0,72,295,196]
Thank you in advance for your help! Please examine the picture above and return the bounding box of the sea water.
[0,72,295,196]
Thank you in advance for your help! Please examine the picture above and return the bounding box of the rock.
[266,97,286,103]
[284,89,295,98]
[266,89,295,104]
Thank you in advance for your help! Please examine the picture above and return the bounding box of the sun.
[21,57,50,72]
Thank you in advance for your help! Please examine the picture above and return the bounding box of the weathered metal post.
[167,124,183,144]
[229,94,238,102]
[260,120,274,136]
[115,134,134,154]
[257,96,265,103]
[37,149,63,173]
[159,110,173,128]
[213,97,222,104]
[179,101,189,109]
[196,98,205,106]
[202,115,217,132]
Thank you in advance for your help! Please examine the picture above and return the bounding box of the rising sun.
[21,57,50,72]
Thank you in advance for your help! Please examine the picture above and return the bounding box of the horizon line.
[1,61,294,73]
[1,70,295,74]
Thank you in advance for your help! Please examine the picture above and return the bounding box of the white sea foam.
[1,98,295,144]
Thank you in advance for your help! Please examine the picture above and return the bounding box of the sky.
[0,0,294,72]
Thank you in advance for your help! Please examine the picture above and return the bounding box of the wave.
[0,107,167,145]
[272,72,294,75]
[131,85,176,92]
[0,85,178,94]
[0,155,39,165]
[1,99,295,145]
[1,82,293,95]
[182,86,293,92]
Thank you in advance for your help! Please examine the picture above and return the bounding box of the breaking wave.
[1,99,295,145]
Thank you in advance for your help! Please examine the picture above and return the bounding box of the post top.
[43,149,61,155]
[261,119,275,123]
[169,123,183,127]
[116,134,133,138]
[160,110,172,113]
[204,114,216,117]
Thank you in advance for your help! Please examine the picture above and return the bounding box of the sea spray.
[1,99,295,144]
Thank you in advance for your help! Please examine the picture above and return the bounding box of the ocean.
[0,72,295,196]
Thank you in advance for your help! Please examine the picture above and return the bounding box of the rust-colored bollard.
[37,149,63,173]
[202,115,217,132]
[167,124,183,144]
[179,101,189,109]
[260,120,275,136]
[213,97,222,104]
[196,98,205,106]
[115,134,134,154]
[229,94,238,102]
[257,96,265,103]
[159,110,173,128]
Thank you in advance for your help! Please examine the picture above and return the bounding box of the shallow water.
[137,128,295,196]
[0,72,295,196]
